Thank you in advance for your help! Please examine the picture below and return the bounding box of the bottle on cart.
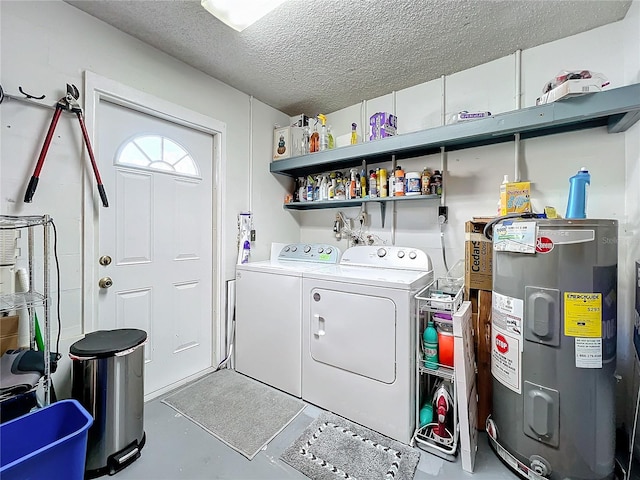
[423,319,439,370]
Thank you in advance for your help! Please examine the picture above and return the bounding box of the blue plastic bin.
[0,399,93,480]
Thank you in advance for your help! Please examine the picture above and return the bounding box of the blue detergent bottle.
[565,167,590,219]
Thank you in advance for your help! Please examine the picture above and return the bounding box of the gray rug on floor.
[161,369,305,460]
[281,411,420,480]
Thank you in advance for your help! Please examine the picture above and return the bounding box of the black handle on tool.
[76,111,109,207]
[24,106,63,203]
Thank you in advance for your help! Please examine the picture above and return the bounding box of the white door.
[95,99,214,395]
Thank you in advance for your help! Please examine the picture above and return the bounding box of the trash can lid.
[70,329,147,358]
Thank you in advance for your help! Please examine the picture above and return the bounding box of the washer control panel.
[278,243,341,263]
[340,246,432,271]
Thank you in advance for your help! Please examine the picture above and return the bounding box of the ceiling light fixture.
[200,0,287,32]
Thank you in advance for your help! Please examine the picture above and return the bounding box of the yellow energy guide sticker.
[564,292,602,337]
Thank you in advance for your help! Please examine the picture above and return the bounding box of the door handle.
[313,314,325,337]
[99,255,112,266]
[99,277,113,289]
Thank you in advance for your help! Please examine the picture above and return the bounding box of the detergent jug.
[565,167,590,219]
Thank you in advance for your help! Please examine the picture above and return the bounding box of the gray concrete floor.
[115,397,518,480]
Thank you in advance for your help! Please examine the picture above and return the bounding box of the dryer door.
[309,288,396,383]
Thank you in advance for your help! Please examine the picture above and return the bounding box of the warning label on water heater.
[564,292,602,338]
[491,327,521,394]
[575,338,602,368]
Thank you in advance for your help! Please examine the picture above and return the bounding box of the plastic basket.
[0,399,93,480]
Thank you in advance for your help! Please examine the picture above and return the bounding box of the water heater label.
[575,338,603,368]
[493,221,536,254]
[564,292,602,338]
[492,292,524,345]
[491,327,521,394]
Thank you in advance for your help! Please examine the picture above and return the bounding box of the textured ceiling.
[64,0,631,116]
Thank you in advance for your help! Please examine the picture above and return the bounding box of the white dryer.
[235,243,340,397]
[302,246,433,444]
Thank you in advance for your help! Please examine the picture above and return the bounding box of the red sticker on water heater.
[536,236,554,254]
[495,334,509,354]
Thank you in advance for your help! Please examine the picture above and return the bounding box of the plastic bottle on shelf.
[360,169,367,198]
[306,176,314,202]
[421,168,431,195]
[328,174,336,200]
[349,169,358,199]
[423,319,439,370]
[351,123,358,145]
[318,114,329,151]
[310,120,319,153]
[379,168,388,198]
[394,166,405,196]
[565,167,591,219]
[302,125,310,155]
[430,170,443,195]
[327,125,335,149]
[498,174,509,214]
[406,171,421,196]
[369,170,378,198]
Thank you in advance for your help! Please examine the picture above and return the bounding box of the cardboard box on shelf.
[499,181,531,215]
[464,219,493,292]
[0,315,19,355]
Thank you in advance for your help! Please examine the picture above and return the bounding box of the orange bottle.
[310,121,319,153]
[394,165,405,196]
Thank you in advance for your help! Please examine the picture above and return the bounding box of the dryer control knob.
[409,251,417,259]
[284,246,290,252]
[291,246,297,252]
[397,250,405,258]
[326,248,332,254]
[304,245,311,253]
[377,248,387,258]
[318,247,324,253]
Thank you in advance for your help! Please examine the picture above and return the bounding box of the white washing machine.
[235,243,340,397]
[302,245,433,444]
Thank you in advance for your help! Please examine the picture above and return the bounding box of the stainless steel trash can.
[70,329,146,478]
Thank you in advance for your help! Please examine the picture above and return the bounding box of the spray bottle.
[317,114,329,151]
[565,167,591,219]
[327,125,335,149]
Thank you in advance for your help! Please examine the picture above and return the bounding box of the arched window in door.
[116,135,200,178]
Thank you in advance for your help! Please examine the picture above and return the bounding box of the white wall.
[300,4,640,429]
[0,0,297,396]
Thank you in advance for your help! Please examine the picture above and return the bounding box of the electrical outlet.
[438,206,448,224]
[250,229,256,241]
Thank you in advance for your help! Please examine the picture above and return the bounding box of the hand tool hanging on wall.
[23,84,109,207]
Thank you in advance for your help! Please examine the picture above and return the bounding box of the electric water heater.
[487,219,617,480]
